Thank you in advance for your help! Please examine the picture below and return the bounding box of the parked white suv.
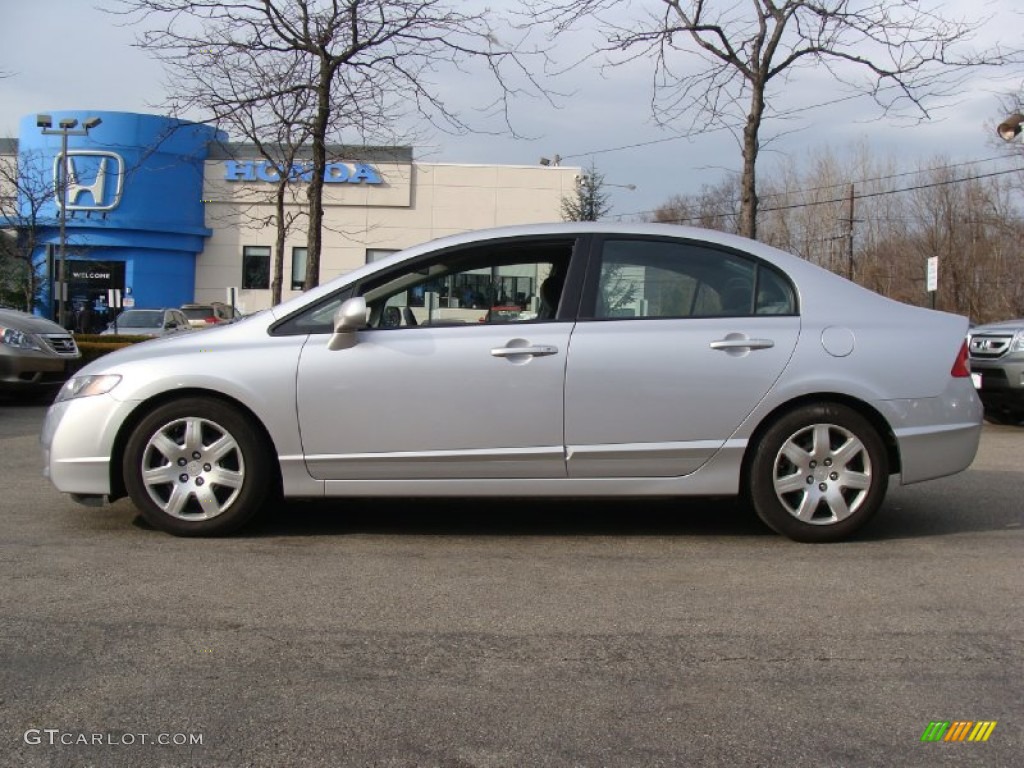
[968,318,1024,424]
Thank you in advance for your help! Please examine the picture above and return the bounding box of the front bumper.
[41,394,137,497]
[969,357,1024,410]
[1,348,78,389]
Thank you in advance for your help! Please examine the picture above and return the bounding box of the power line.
[562,83,909,161]
[759,155,1018,202]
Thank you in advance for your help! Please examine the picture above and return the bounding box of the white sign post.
[108,288,122,334]
[926,257,938,308]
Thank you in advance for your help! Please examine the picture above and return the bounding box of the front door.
[293,236,581,481]
[297,323,573,480]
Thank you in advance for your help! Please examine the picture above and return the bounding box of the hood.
[0,308,69,335]
[972,318,1024,333]
[75,312,264,375]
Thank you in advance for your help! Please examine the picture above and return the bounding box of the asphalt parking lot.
[1,399,1021,767]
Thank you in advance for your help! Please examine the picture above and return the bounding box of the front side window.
[242,246,271,290]
[359,239,575,328]
[273,238,577,336]
[592,239,795,319]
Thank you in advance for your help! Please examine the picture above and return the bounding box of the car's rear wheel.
[749,403,888,542]
[123,398,271,536]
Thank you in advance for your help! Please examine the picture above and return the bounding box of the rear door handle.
[491,345,559,358]
[709,338,775,351]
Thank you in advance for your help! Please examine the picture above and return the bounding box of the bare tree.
[649,177,741,234]
[116,0,542,290]
[0,149,59,312]
[168,44,319,304]
[648,143,1024,321]
[532,0,1010,240]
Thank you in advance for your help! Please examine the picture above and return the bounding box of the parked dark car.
[0,307,80,395]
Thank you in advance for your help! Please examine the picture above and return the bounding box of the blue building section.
[17,111,222,326]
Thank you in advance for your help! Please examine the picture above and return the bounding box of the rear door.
[563,236,800,478]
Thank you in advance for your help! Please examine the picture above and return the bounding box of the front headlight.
[0,326,42,351]
[55,374,122,403]
[1013,332,1024,352]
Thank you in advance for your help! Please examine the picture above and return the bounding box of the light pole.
[36,114,102,328]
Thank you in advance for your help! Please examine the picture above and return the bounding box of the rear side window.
[591,239,795,319]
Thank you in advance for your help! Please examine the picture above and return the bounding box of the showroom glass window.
[366,248,399,264]
[242,246,271,290]
[592,239,795,319]
[291,247,307,290]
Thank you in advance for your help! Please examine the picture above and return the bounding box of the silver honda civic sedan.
[41,223,982,541]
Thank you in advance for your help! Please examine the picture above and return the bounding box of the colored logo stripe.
[969,722,997,742]
[945,721,973,741]
[921,721,996,742]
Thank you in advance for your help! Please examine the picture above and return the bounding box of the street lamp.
[36,114,103,327]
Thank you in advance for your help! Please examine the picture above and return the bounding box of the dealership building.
[1,111,579,320]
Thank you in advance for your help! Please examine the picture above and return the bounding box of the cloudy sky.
[2,0,1023,218]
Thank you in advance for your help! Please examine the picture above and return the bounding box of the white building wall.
[196,159,579,313]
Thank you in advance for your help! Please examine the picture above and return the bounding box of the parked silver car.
[41,224,982,541]
[1,307,80,395]
[100,308,193,337]
[967,318,1024,424]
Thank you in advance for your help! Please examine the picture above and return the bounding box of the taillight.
[951,340,970,377]
[205,316,218,324]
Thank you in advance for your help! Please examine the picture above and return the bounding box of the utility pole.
[846,183,855,282]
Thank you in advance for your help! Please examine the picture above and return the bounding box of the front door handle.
[491,345,559,358]
[709,338,775,351]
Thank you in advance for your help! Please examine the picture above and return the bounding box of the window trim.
[270,234,590,336]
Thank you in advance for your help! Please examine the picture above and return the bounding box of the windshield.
[118,311,163,328]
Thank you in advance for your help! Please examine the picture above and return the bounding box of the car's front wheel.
[749,403,889,542]
[983,406,1024,426]
[122,398,271,536]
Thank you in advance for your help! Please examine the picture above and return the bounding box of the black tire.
[983,407,1024,426]
[122,397,272,536]
[748,403,889,543]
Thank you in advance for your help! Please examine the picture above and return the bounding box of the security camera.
[997,113,1023,141]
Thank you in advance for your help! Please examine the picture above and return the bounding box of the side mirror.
[328,297,368,350]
